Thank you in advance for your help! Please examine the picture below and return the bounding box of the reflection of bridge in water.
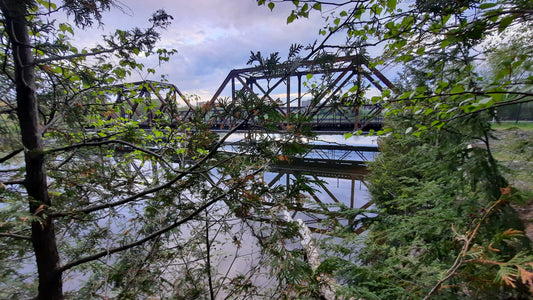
[124,138,377,234]
[219,137,378,234]
[103,55,396,132]
[269,143,376,234]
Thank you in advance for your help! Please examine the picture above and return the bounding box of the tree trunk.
[0,1,63,299]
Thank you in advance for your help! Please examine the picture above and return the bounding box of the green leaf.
[441,38,450,49]
[372,4,383,16]
[479,3,498,9]
[477,97,493,105]
[312,3,321,11]
[489,91,503,102]
[498,15,515,33]
[387,0,397,10]
[306,73,313,80]
[287,13,297,23]
[450,84,465,94]
[59,23,73,35]
[268,2,275,11]
[37,0,57,10]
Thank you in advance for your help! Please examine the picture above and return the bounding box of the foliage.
[342,108,533,298]
[0,1,320,299]
[258,0,533,134]
[258,0,533,298]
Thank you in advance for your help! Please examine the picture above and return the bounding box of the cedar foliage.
[335,63,533,299]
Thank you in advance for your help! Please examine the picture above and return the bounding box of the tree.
[339,62,532,298]
[0,1,319,299]
[258,0,533,298]
[0,1,178,298]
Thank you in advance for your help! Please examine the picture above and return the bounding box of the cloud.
[67,0,327,100]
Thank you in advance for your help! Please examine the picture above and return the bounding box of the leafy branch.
[47,139,178,172]
[58,164,266,273]
[57,191,223,272]
[424,194,507,299]
[49,121,244,217]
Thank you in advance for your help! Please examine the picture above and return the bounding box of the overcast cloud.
[71,0,327,100]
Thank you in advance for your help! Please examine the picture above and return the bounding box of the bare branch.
[0,108,16,114]
[0,232,32,241]
[0,148,23,163]
[2,180,25,185]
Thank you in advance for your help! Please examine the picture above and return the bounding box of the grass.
[491,121,533,130]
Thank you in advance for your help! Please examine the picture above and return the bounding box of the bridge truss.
[104,55,396,132]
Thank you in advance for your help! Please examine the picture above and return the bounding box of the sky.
[72,0,329,100]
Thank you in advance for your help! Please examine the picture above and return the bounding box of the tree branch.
[57,191,226,273]
[50,122,244,217]
[424,198,504,299]
[47,139,177,172]
[34,47,116,65]
[2,180,25,185]
[445,97,532,123]
[0,232,32,241]
[0,148,23,163]
[0,108,16,114]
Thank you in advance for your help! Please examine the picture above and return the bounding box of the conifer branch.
[58,192,225,272]
[424,198,505,299]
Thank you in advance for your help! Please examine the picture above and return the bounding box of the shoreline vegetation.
[491,122,533,242]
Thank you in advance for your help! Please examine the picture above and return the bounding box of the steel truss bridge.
[104,55,396,132]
